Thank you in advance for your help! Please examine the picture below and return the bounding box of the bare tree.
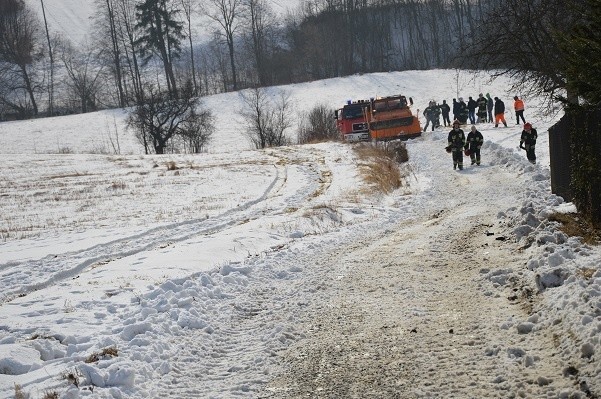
[205,0,243,91]
[0,0,43,117]
[239,87,293,149]
[461,0,577,103]
[59,40,105,113]
[177,107,214,153]
[127,82,206,154]
[94,0,126,107]
[39,0,54,115]
[298,103,339,144]
[242,0,274,86]
[208,35,231,93]
[115,0,144,103]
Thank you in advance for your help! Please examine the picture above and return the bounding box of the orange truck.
[335,95,422,142]
[366,95,422,141]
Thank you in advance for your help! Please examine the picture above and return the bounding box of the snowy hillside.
[0,69,556,157]
[1,70,599,398]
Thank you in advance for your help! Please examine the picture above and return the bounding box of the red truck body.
[335,100,371,142]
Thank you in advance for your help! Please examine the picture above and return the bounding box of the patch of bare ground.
[548,212,601,245]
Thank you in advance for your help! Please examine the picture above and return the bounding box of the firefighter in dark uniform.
[465,125,484,166]
[519,122,538,164]
[423,101,434,131]
[457,98,468,124]
[447,120,466,170]
[430,102,441,130]
[476,93,488,123]
[440,100,451,127]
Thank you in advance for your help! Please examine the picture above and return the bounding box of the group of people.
[440,94,535,170]
[424,94,528,130]
[446,119,538,170]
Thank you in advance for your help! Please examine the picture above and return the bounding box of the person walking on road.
[519,122,538,164]
[447,120,466,170]
[514,96,526,125]
[465,125,484,166]
[494,97,508,127]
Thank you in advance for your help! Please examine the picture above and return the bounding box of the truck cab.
[335,100,371,142]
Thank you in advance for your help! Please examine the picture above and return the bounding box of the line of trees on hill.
[1,0,599,151]
[0,0,511,120]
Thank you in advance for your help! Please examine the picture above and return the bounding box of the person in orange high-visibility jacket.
[514,96,526,125]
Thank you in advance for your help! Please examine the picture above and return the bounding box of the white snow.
[1,70,599,398]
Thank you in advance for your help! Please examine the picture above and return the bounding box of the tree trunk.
[20,64,38,116]
[227,32,237,91]
[40,0,54,116]
[106,0,126,107]
[153,12,177,97]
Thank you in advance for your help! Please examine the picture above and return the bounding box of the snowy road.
[259,142,574,397]
[140,133,591,398]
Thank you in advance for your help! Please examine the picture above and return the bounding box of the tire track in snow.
[0,147,330,304]
[146,148,340,397]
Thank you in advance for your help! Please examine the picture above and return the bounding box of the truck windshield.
[343,105,366,119]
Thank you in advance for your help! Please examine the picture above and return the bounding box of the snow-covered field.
[1,70,599,398]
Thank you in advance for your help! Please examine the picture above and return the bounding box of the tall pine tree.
[135,0,184,98]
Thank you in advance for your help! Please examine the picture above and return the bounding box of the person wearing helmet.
[465,125,484,166]
[519,122,538,164]
[448,120,466,170]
